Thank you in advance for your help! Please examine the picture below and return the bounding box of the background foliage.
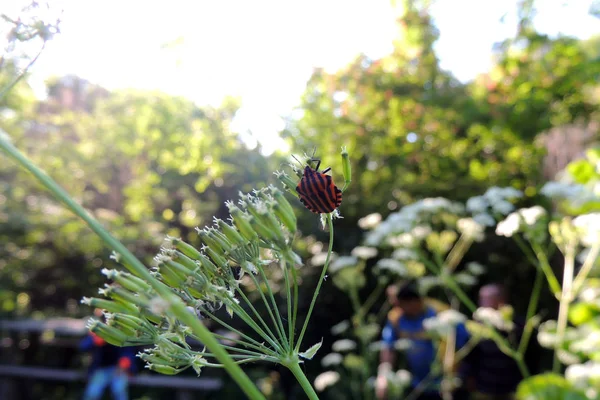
[1,0,599,398]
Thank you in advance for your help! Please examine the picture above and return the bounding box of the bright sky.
[19,0,600,154]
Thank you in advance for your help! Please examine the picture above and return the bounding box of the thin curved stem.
[553,248,576,373]
[247,271,288,349]
[518,266,543,355]
[282,258,294,352]
[257,267,288,349]
[234,287,283,351]
[295,213,334,352]
[529,241,561,298]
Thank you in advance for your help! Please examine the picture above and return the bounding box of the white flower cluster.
[329,256,358,273]
[351,246,378,259]
[573,213,600,248]
[473,307,514,331]
[423,309,467,336]
[375,258,407,275]
[358,213,382,230]
[466,262,486,275]
[456,217,485,241]
[495,206,547,238]
[392,248,419,261]
[364,197,463,246]
[565,362,600,388]
[331,339,357,352]
[330,320,351,335]
[321,352,343,367]
[466,187,523,227]
[314,371,340,391]
[541,182,598,207]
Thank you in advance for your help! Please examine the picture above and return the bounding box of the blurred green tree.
[0,75,276,317]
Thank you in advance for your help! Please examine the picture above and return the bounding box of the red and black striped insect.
[295,157,342,214]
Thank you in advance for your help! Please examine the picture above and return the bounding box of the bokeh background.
[1,0,599,399]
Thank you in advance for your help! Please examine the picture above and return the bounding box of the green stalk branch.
[295,213,334,352]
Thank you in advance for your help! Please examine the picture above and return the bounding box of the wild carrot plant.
[0,130,351,400]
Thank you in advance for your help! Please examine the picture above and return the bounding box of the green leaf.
[516,373,588,400]
[299,339,322,360]
[567,159,596,184]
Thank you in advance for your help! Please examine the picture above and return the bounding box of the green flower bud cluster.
[85,186,306,377]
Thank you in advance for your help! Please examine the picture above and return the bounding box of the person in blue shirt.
[376,282,470,400]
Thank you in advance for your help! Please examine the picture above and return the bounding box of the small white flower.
[419,276,441,293]
[331,320,351,335]
[411,225,432,240]
[358,213,382,229]
[351,246,378,259]
[368,341,387,352]
[457,218,485,241]
[393,339,412,351]
[466,196,488,213]
[329,256,358,273]
[314,371,340,391]
[331,339,357,352]
[520,206,546,226]
[454,273,478,286]
[466,262,485,276]
[541,182,586,200]
[495,213,521,237]
[537,331,557,348]
[387,233,416,247]
[473,307,514,331]
[573,213,600,247]
[566,363,590,386]
[375,259,407,275]
[321,353,343,367]
[491,200,515,215]
[392,248,418,260]
[557,350,581,365]
[473,213,496,227]
[311,252,331,267]
[395,369,412,387]
[424,310,467,336]
[579,285,600,302]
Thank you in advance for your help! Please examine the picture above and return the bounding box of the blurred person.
[80,308,137,400]
[461,284,539,400]
[376,282,470,400]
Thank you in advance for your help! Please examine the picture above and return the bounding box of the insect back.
[296,160,342,214]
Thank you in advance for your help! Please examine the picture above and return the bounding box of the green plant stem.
[518,266,543,355]
[247,272,288,349]
[257,267,289,349]
[0,135,266,400]
[531,241,562,298]
[419,251,476,312]
[295,213,334,353]
[553,248,576,373]
[287,360,319,400]
[224,298,284,353]
[356,279,386,322]
[572,243,600,295]
[282,259,294,352]
[291,264,299,351]
[196,307,279,358]
[234,287,284,351]
[209,332,275,355]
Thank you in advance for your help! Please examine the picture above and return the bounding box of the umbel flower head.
[83,185,306,376]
